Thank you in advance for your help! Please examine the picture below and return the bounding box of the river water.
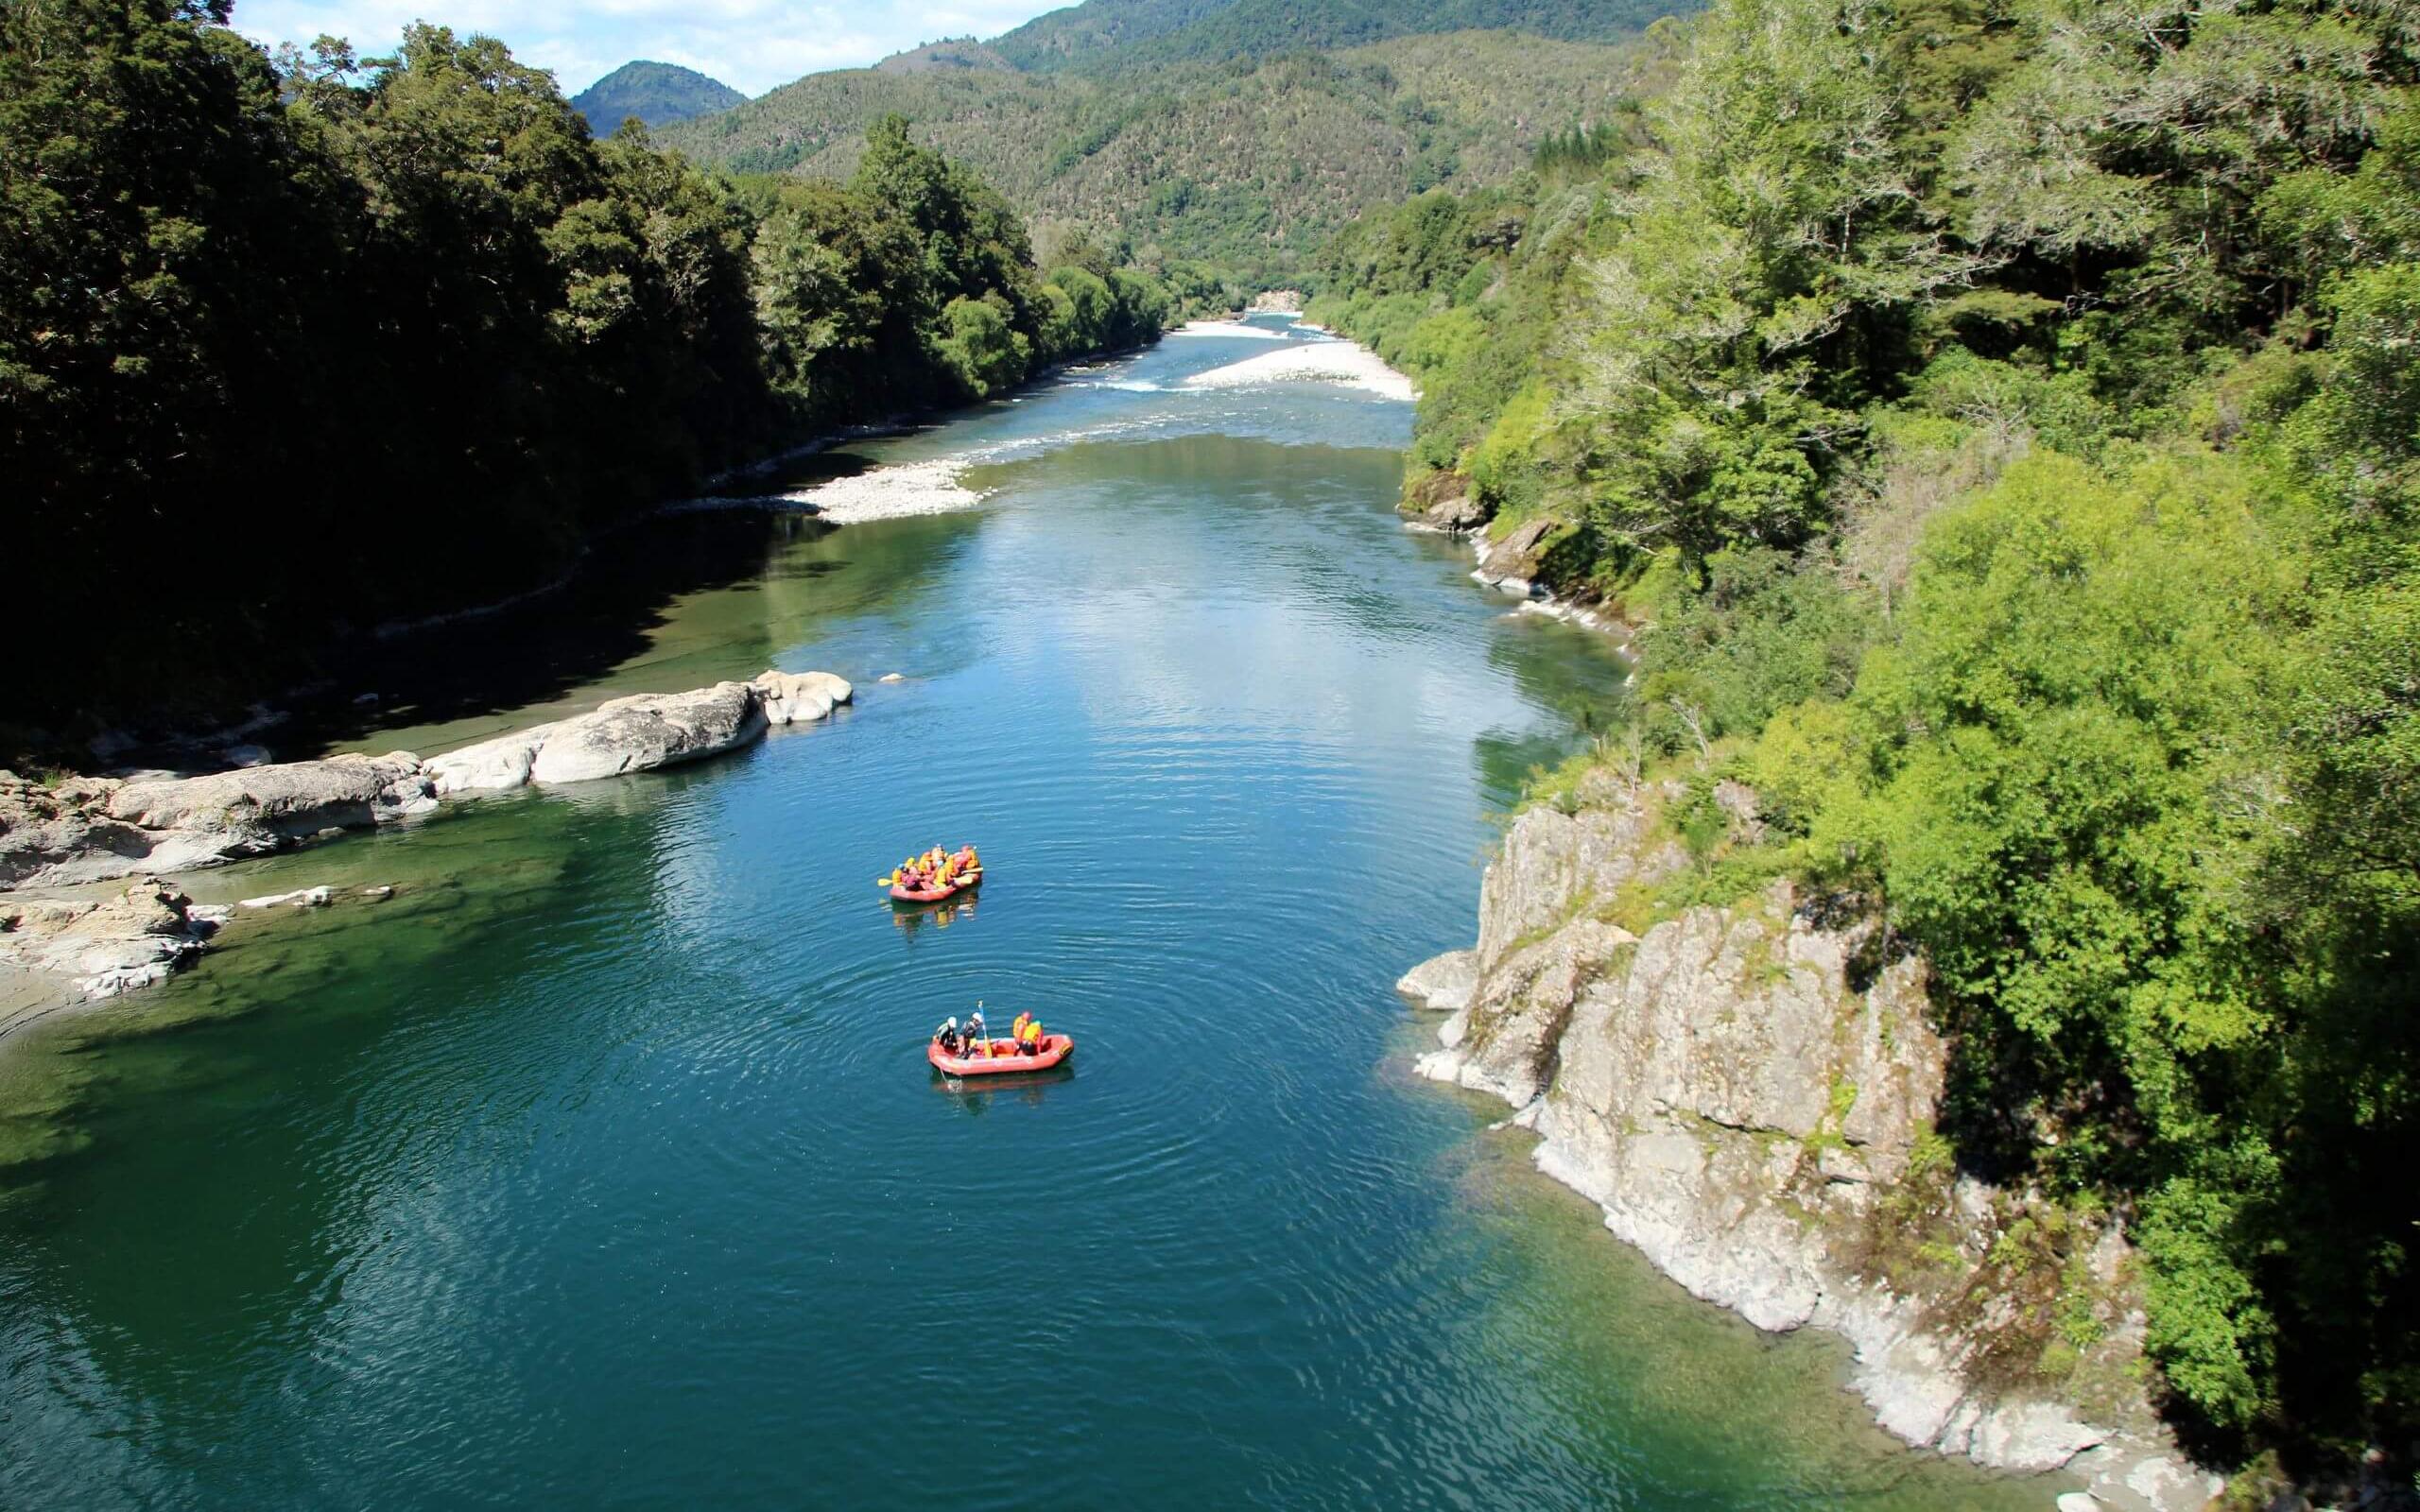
[0,320,2053,1509]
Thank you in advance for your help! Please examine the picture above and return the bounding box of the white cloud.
[230,0,1069,97]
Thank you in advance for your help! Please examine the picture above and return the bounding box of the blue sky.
[231,0,1072,97]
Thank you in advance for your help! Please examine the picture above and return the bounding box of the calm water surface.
[0,321,2056,1509]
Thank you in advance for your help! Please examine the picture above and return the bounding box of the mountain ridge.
[665,9,1686,282]
[572,60,744,131]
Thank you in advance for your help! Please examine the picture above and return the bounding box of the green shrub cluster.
[1313,0,2420,1469]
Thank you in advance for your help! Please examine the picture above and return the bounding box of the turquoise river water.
[0,318,2057,1509]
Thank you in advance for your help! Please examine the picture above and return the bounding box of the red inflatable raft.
[890,867,984,903]
[929,1033,1072,1075]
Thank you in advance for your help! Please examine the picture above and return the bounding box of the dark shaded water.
[0,321,2053,1509]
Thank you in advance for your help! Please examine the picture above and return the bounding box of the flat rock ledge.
[424,671,849,795]
[0,670,853,996]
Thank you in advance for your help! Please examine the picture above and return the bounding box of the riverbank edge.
[15,334,1173,776]
[1395,800,2223,1512]
[0,672,857,1040]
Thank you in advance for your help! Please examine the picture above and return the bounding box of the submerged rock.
[238,886,331,909]
[0,878,218,998]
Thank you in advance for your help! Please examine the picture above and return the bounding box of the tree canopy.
[1310,0,2420,1472]
[2,1,1175,728]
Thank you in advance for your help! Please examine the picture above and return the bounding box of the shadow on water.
[929,1064,1077,1114]
[265,504,991,760]
[263,512,818,758]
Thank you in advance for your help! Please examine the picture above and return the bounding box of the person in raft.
[1019,1015,1044,1056]
[934,1016,961,1056]
[965,1008,988,1057]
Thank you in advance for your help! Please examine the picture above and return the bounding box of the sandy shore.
[777,460,993,524]
[1184,341,1418,402]
[661,330,1422,531]
[1164,318,1290,339]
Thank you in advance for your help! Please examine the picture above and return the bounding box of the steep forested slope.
[1312,0,2420,1481]
[571,60,743,130]
[665,29,1663,281]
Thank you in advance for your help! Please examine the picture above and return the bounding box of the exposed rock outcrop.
[3,755,431,891]
[1402,471,1487,534]
[1,879,221,997]
[1394,948,1478,1014]
[423,729,555,796]
[751,669,854,726]
[1404,793,2221,1512]
[2,668,856,1002]
[1475,514,1558,590]
[527,682,764,784]
[425,669,851,797]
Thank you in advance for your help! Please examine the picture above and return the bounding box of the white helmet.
[944,1016,958,1029]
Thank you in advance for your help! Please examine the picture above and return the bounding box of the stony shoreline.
[0,670,853,1016]
[1401,476,1633,643]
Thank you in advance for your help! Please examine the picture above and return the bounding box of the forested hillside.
[0,0,1171,730]
[571,60,744,130]
[665,28,1661,283]
[989,0,1674,71]
[1311,0,2420,1480]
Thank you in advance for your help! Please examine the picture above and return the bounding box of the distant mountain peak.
[572,60,745,132]
[875,37,1011,73]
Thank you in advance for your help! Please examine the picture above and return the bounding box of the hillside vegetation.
[664,24,1671,283]
[1,1,1173,730]
[571,60,745,131]
[1310,0,2420,1478]
[990,0,1675,71]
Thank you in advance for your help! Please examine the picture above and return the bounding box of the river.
[0,318,2054,1509]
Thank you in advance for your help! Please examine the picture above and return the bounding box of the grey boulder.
[528,682,766,784]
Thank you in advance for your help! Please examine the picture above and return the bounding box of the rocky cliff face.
[1404,791,2221,1512]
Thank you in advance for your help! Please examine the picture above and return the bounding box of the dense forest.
[1310,0,2419,1480]
[571,60,746,131]
[0,0,1173,730]
[664,20,1668,283]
